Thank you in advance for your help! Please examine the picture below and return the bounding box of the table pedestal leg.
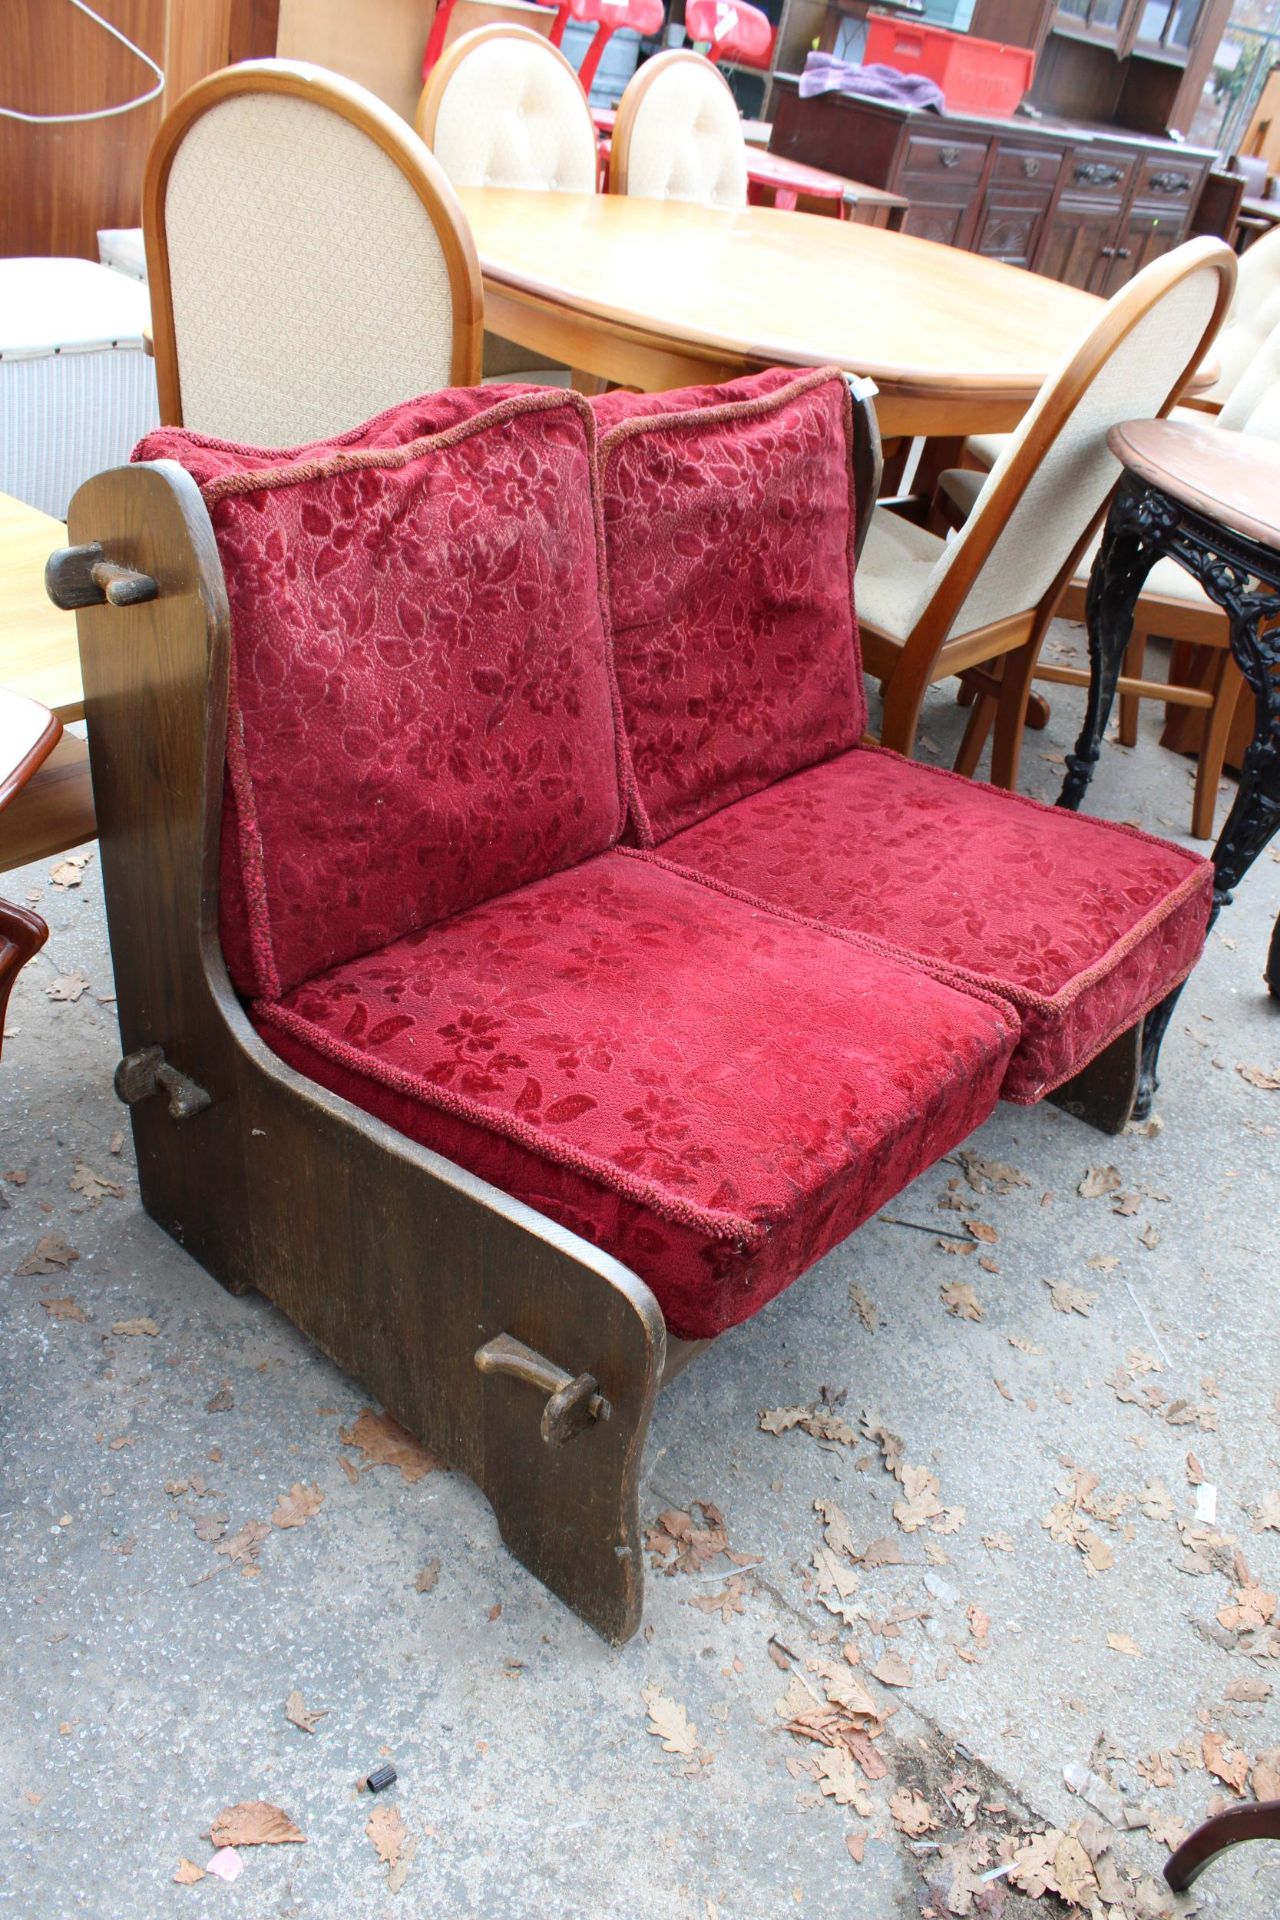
[1058,484,1168,813]
[1135,561,1280,1115]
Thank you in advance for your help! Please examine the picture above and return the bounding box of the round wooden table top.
[458,187,1106,433]
[1109,418,1280,554]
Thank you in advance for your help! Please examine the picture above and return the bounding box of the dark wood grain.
[63,462,665,1641]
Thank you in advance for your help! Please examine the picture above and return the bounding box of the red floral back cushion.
[592,368,864,844]
[135,389,626,1000]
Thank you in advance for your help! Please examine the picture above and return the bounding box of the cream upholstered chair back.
[884,240,1234,648]
[143,61,483,444]
[609,51,747,210]
[1216,309,1280,441]
[416,27,598,194]
[1200,222,1280,408]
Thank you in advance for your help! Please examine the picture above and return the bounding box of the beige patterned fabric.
[1200,223,1280,406]
[620,59,747,210]
[428,37,597,192]
[164,93,457,445]
[858,264,1224,645]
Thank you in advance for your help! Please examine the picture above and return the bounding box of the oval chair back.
[609,49,746,209]
[417,25,598,193]
[143,60,483,444]
[684,0,773,66]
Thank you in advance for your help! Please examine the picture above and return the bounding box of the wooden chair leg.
[1164,1799,1280,1893]
[954,687,996,778]
[1117,626,1146,747]
[987,638,1040,791]
[1190,650,1246,842]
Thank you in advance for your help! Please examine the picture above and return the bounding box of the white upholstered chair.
[416,26,598,195]
[967,220,1280,470]
[143,60,483,444]
[608,51,747,210]
[856,238,1235,791]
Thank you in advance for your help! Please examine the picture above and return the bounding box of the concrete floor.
[2,645,1278,1920]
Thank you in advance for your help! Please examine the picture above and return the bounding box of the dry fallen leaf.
[870,1653,912,1688]
[272,1483,324,1529]
[50,854,91,889]
[284,1689,328,1734]
[41,1296,87,1322]
[1255,1491,1280,1533]
[1046,1280,1098,1317]
[889,1787,937,1836]
[952,1152,1028,1195]
[815,1747,872,1812]
[208,1802,305,1847]
[339,1408,439,1483]
[849,1283,880,1331]
[14,1234,79,1276]
[1237,1063,1280,1090]
[968,1605,990,1646]
[46,970,91,1003]
[1253,1748,1280,1801]
[70,1163,124,1205]
[172,1859,205,1885]
[1078,1166,1122,1199]
[642,1685,702,1758]
[111,1317,158,1338]
[845,1830,867,1864]
[215,1519,269,1572]
[1202,1729,1249,1795]
[941,1280,984,1321]
[1106,1632,1142,1657]
[366,1801,406,1866]
[414,1559,441,1594]
[1224,1674,1271,1704]
[982,1531,1015,1553]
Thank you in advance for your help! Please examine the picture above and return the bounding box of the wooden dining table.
[458,187,1107,438]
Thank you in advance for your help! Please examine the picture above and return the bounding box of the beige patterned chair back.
[920,240,1235,643]
[1217,310,1280,441]
[144,60,483,444]
[417,27,598,194]
[609,51,747,210]
[1201,223,1280,408]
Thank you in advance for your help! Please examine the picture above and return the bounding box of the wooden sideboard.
[770,81,1216,294]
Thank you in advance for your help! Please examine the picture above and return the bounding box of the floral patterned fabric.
[255,850,1019,1338]
[134,387,626,999]
[659,746,1213,1103]
[592,368,864,843]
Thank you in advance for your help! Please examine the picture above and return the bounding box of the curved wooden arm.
[1164,1799,1280,1891]
[0,688,62,810]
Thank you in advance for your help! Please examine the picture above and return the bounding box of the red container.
[864,16,1035,118]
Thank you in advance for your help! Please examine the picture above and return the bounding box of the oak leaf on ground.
[208,1801,304,1847]
[339,1408,439,1483]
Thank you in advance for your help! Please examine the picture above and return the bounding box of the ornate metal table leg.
[1057,481,1171,813]
[1135,544,1280,1116]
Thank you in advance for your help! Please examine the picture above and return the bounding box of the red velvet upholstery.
[591,369,864,843]
[658,747,1213,1103]
[135,388,626,999]
[256,850,1019,1338]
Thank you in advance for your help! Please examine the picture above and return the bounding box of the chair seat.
[855,506,946,643]
[657,746,1213,1103]
[254,849,1018,1338]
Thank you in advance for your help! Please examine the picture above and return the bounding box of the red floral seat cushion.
[657,747,1213,1103]
[135,387,627,999]
[253,850,1018,1338]
[591,368,863,844]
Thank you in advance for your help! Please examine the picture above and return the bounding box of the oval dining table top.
[457,187,1107,435]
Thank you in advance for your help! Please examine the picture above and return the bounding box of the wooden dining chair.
[855,238,1235,790]
[416,26,598,194]
[143,60,484,446]
[0,690,62,1057]
[608,49,747,209]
